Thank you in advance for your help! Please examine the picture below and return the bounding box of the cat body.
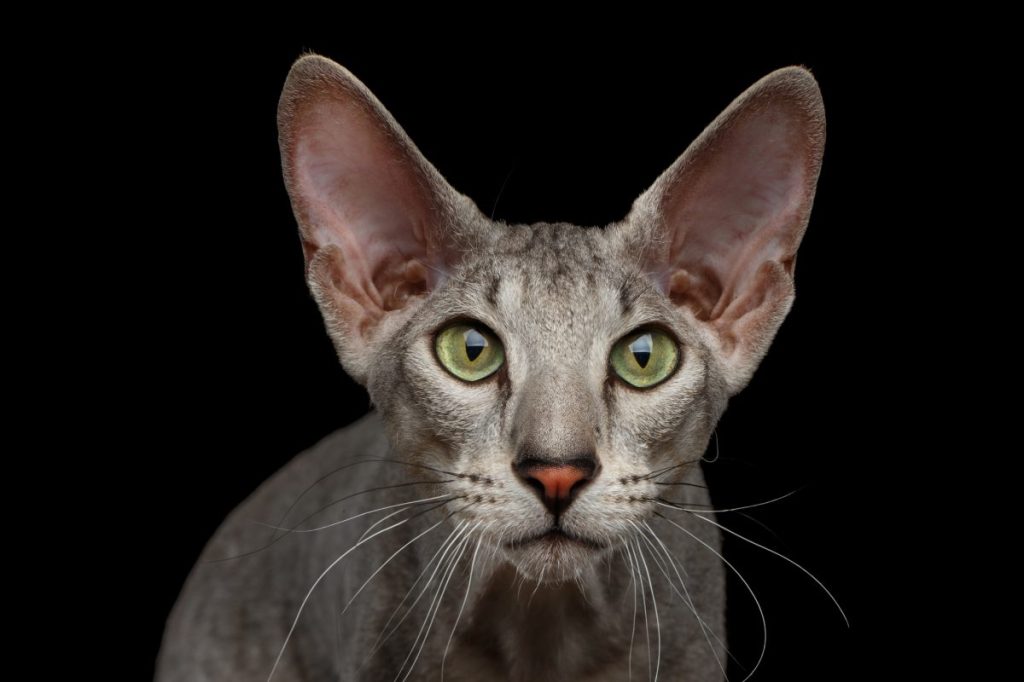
[156,55,825,681]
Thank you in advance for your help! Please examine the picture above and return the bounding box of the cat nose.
[514,457,597,517]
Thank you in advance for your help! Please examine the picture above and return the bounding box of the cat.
[155,54,828,682]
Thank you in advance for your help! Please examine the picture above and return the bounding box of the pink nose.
[515,461,596,516]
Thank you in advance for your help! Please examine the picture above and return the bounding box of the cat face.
[366,223,728,581]
[278,56,824,582]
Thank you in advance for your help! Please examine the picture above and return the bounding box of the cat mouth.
[505,527,606,551]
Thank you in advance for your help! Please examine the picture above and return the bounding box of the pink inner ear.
[662,105,807,322]
[292,98,441,316]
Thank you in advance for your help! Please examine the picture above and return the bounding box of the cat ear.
[625,66,825,395]
[278,55,482,384]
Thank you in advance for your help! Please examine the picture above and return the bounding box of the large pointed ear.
[278,55,483,385]
[625,66,826,395]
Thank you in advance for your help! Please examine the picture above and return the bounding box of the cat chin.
[503,533,608,583]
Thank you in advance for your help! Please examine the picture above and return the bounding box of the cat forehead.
[467,222,623,281]
[459,223,618,292]
[442,220,666,332]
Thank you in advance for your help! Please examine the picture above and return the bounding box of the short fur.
[156,55,825,681]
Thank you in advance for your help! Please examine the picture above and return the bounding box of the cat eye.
[434,322,505,382]
[609,328,679,389]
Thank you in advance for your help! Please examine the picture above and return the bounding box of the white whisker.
[657,489,799,514]
[634,520,729,679]
[641,521,731,661]
[634,538,662,682]
[442,522,487,680]
[390,521,472,679]
[256,493,455,534]
[658,513,767,682]
[703,429,721,463]
[399,524,473,681]
[356,508,411,543]
[622,544,638,682]
[267,516,411,682]
[341,516,448,615]
[363,520,468,669]
[688,511,850,627]
[625,540,652,682]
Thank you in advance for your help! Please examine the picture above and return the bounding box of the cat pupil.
[630,333,653,368]
[464,328,487,362]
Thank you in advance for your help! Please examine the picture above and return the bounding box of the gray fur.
[156,55,825,681]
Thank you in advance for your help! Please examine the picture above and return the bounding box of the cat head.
[278,55,824,582]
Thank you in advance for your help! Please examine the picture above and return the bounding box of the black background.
[126,32,937,681]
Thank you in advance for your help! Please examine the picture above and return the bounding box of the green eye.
[435,322,505,382]
[610,328,679,389]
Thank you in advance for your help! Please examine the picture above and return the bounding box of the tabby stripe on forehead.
[486,276,500,307]
[618,276,635,315]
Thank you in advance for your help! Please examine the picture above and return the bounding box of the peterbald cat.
[156,55,833,681]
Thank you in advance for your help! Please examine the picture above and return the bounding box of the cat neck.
[462,560,630,678]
